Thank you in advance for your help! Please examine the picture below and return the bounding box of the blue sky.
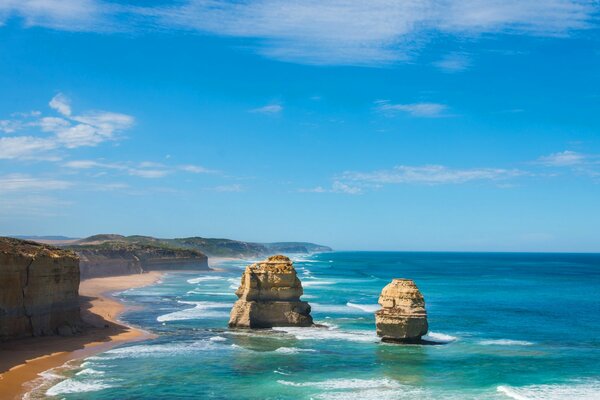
[1,1,599,251]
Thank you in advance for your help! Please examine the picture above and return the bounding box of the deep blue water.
[39,252,600,399]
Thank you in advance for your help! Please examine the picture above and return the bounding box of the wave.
[346,302,379,313]
[209,336,227,342]
[186,276,225,284]
[75,368,105,376]
[157,301,232,322]
[278,378,402,390]
[497,380,600,400]
[272,326,378,343]
[422,332,457,343]
[274,347,317,354]
[96,339,230,360]
[46,379,115,396]
[479,339,534,346]
[302,280,336,287]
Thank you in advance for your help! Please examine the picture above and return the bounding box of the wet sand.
[0,272,162,400]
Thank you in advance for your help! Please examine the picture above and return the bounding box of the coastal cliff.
[229,255,313,328]
[375,279,428,343]
[68,241,210,279]
[0,237,82,341]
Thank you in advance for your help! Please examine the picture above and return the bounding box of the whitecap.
[346,302,380,313]
[422,331,457,343]
[274,347,317,354]
[273,326,378,343]
[278,378,402,390]
[302,280,336,287]
[75,368,105,376]
[100,340,229,359]
[209,336,227,342]
[187,276,224,284]
[497,380,600,400]
[479,339,534,346]
[46,379,114,396]
[156,300,232,322]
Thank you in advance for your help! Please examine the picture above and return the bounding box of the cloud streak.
[1,1,596,66]
[375,100,449,117]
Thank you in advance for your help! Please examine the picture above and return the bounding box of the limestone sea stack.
[375,279,428,343]
[228,255,313,328]
[0,237,82,340]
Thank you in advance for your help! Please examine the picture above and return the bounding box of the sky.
[1,0,599,252]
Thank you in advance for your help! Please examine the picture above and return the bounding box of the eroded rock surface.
[229,255,313,328]
[375,279,428,343]
[0,237,82,341]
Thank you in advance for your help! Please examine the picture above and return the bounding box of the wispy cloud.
[536,150,587,166]
[299,181,363,195]
[375,100,449,118]
[433,52,471,72]
[250,104,283,114]
[63,159,213,179]
[210,184,244,192]
[1,1,596,66]
[0,93,134,160]
[0,173,72,191]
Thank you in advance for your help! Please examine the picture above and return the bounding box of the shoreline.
[0,272,163,400]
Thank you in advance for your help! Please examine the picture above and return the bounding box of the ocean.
[35,252,600,399]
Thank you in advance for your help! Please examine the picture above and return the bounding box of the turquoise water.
[43,252,600,399]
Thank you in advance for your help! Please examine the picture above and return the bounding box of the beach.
[0,272,162,400]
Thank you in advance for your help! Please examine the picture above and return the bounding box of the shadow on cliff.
[0,296,128,374]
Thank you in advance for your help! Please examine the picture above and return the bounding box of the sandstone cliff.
[229,255,313,328]
[0,237,82,341]
[375,279,428,343]
[69,242,210,279]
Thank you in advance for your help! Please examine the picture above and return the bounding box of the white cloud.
[179,164,212,173]
[211,184,244,192]
[250,104,283,114]
[128,169,169,179]
[376,100,448,117]
[0,93,134,159]
[340,165,525,185]
[49,93,72,116]
[0,136,57,160]
[299,181,363,195]
[3,1,595,66]
[537,150,587,166]
[63,159,214,179]
[0,173,72,191]
[433,52,471,72]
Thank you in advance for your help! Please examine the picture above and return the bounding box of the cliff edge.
[0,237,82,341]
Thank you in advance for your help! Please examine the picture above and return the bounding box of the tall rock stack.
[375,279,428,343]
[0,237,82,340]
[228,255,313,328]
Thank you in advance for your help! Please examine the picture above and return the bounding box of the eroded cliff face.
[71,242,210,279]
[0,237,82,341]
[229,255,313,328]
[375,279,428,343]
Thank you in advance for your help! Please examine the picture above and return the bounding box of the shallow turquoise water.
[42,252,600,399]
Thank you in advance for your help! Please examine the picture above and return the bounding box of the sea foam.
[479,339,534,346]
[156,300,232,322]
[346,302,380,313]
[46,379,115,396]
[187,276,224,284]
[272,326,378,343]
[497,380,600,400]
[422,332,457,343]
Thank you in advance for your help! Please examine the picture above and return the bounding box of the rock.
[229,255,313,328]
[0,237,82,341]
[375,279,428,343]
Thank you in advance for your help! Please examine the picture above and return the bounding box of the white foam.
[209,336,227,342]
[274,347,317,354]
[46,379,114,396]
[75,368,105,376]
[479,339,534,346]
[422,331,457,343]
[187,276,225,284]
[156,301,232,322]
[273,326,378,343]
[278,378,402,390]
[346,302,380,313]
[302,280,336,287]
[497,381,600,400]
[99,339,228,359]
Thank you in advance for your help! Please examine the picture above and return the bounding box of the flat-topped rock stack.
[228,255,313,328]
[375,278,428,343]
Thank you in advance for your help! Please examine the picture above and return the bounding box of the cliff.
[375,279,428,343]
[67,241,210,279]
[229,255,313,328]
[69,234,332,258]
[0,237,82,341]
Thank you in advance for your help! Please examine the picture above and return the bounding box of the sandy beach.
[0,272,163,400]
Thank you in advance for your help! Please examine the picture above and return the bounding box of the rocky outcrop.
[69,242,210,279]
[375,279,428,343]
[0,237,82,341]
[229,255,313,328]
